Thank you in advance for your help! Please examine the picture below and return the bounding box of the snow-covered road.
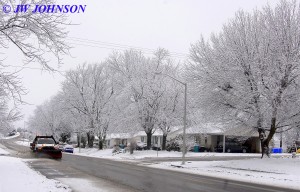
[0,147,71,192]
[13,138,300,191]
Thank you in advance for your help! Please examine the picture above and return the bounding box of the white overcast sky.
[7,0,280,128]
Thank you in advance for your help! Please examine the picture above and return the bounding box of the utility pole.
[155,72,187,165]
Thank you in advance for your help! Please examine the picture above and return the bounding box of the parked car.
[287,146,300,153]
[63,144,74,153]
[136,141,147,150]
[215,142,248,153]
[152,144,161,151]
[7,130,16,136]
[199,146,210,152]
[189,145,210,152]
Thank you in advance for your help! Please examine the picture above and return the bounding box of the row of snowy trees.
[28,1,300,153]
[28,49,184,149]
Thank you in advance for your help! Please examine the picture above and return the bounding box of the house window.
[159,137,162,145]
[107,140,110,147]
[141,137,144,142]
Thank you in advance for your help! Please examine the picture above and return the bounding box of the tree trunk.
[87,132,94,148]
[266,117,277,146]
[98,139,103,150]
[87,132,90,147]
[162,134,167,150]
[146,132,152,150]
[260,117,277,158]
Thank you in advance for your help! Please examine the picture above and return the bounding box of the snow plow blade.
[38,147,62,159]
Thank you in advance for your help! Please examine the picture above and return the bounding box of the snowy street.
[2,137,298,192]
[69,147,300,191]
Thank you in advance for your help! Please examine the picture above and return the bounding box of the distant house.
[170,123,261,153]
[105,133,131,148]
[106,124,261,152]
[132,130,164,148]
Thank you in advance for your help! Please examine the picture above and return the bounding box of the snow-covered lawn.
[0,147,71,192]
[72,147,262,160]
[149,157,300,190]
[1,132,20,139]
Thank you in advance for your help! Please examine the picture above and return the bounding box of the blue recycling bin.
[272,148,282,153]
[194,145,199,152]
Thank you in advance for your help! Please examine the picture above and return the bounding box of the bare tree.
[0,0,70,129]
[0,0,70,69]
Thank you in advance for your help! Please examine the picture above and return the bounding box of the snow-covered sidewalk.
[0,146,71,192]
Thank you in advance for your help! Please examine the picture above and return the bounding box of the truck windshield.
[37,138,55,144]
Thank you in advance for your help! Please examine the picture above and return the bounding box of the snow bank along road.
[2,137,299,192]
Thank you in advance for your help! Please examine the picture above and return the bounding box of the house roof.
[106,133,132,139]
[133,129,164,137]
[174,123,259,137]
[223,126,258,137]
[174,123,224,135]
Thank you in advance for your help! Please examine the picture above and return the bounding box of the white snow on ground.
[72,147,262,160]
[148,157,300,190]
[14,140,300,190]
[2,132,20,139]
[0,147,9,155]
[16,139,30,147]
[0,148,71,192]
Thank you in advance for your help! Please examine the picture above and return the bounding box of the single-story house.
[132,130,164,148]
[169,123,261,153]
[105,133,132,148]
[105,124,261,152]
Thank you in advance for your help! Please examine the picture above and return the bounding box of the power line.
[4,36,189,72]
[66,37,188,59]
[5,64,66,74]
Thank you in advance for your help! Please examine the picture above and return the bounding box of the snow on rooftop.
[106,133,132,139]
[175,123,224,135]
[224,126,258,137]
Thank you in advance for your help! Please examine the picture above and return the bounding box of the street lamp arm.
[154,72,186,86]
